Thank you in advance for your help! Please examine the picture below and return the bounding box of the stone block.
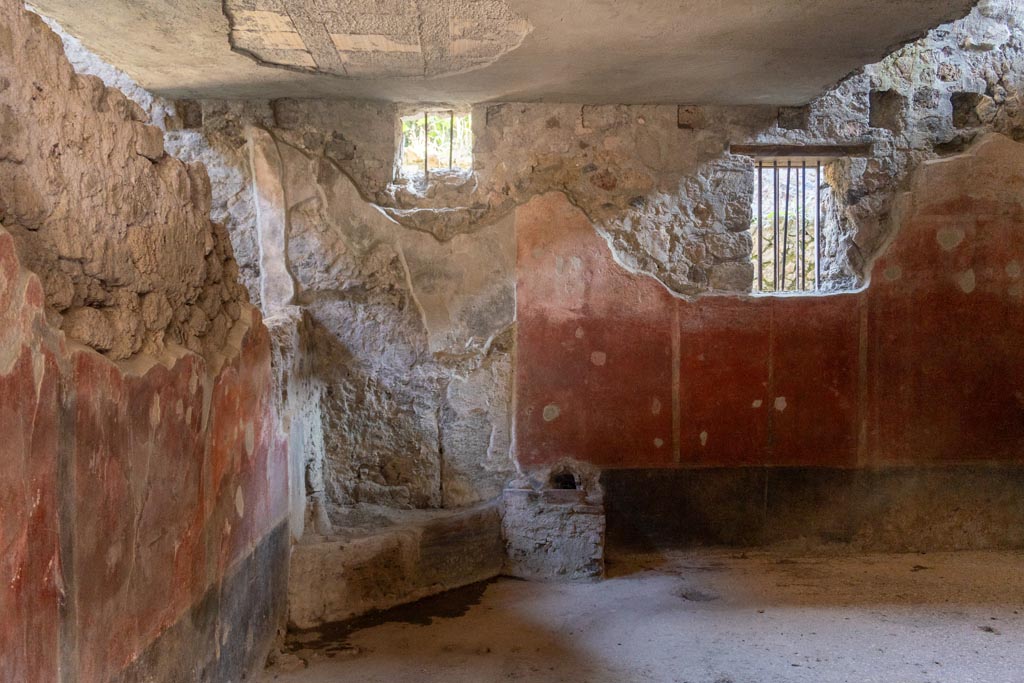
[133,121,164,160]
[288,502,504,629]
[501,466,605,581]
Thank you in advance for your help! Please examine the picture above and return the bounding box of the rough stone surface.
[0,5,288,681]
[501,461,606,581]
[0,3,247,361]
[288,502,503,629]
[247,128,516,512]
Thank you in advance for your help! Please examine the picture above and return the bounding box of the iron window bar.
[754,159,821,293]
[733,143,871,294]
[415,110,461,180]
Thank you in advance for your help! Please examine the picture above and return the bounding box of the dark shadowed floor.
[263,549,1024,683]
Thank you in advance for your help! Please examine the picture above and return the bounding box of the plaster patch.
[774,396,788,412]
[106,540,123,572]
[699,431,708,447]
[542,404,561,422]
[244,422,255,456]
[149,395,161,429]
[226,0,532,80]
[958,269,977,294]
[936,227,966,251]
[590,351,607,366]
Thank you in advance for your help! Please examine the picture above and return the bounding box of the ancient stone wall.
[32,1,1024,530]
[517,133,1024,470]
[0,3,288,680]
[247,127,516,512]
[519,132,1024,552]
[0,4,249,362]
[184,0,1024,297]
[154,0,1023,523]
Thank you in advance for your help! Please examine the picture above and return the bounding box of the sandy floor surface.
[263,549,1024,683]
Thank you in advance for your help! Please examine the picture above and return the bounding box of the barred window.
[399,110,472,179]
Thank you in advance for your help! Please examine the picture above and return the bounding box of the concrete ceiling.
[30,0,977,105]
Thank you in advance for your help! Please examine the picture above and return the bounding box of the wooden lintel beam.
[729,143,872,158]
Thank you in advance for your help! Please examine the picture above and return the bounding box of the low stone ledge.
[287,501,504,630]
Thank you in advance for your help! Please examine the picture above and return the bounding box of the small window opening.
[750,160,823,293]
[399,110,472,180]
[733,144,871,294]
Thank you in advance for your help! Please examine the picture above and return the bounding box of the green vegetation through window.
[400,111,472,178]
[750,160,823,293]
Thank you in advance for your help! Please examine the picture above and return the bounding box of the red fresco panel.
[0,348,61,683]
[71,352,209,681]
[516,193,675,468]
[514,138,1024,474]
[0,234,61,683]
[677,296,772,467]
[867,141,1024,465]
[770,295,861,467]
[69,309,284,681]
[209,315,286,578]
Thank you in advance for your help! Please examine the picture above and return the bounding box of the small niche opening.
[550,471,579,490]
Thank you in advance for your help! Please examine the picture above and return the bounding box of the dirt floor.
[263,549,1024,683]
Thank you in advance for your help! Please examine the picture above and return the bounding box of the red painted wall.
[516,134,1024,470]
[0,228,288,682]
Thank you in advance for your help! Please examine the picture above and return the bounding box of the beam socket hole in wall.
[951,92,988,128]
[869,89,907,134]
[399,110,472,180]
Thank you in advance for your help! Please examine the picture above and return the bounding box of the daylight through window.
[400,111,472,178]
[750,160,822,293]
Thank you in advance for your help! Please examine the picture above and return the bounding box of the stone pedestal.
[501,484,605,580]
